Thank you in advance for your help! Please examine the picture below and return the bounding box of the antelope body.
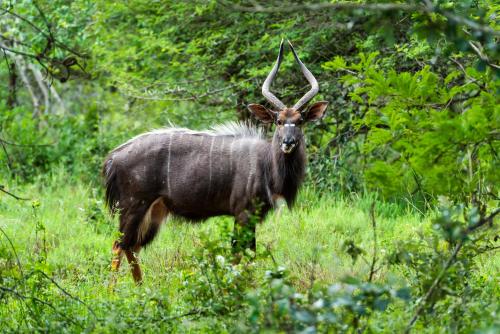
[104,40,328,284]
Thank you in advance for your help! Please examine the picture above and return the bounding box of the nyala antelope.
[103,40,328,283]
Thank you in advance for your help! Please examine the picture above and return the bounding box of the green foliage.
[245,270,410,333]
[322,52,498,203]
[0,1,499,333]
[2,0,498,206]
[1,179,497,332]
[388,203,499,332]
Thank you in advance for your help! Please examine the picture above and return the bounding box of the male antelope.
[103,40,328,283]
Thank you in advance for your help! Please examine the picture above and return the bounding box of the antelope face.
[247,39,329,154]
[248,102,329,154]
[276,108,302,153]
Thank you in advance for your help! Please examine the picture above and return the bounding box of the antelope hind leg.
[109,241,124,290]
[125,247,142,284]
[126,197,168,284]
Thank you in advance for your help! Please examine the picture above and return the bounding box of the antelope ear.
[304,101,329,122]
[247,104,276,124]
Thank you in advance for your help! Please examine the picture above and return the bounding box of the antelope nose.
[283,138,295,145]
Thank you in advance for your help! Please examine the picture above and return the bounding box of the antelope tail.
[102,156,120,214]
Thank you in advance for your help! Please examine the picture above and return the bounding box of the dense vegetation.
[1,1,498,333]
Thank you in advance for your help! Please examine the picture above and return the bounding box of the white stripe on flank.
[217,136,225,196]
[208,136,215,196]
[166,132,173,197]
[236,139,243,173]
[220,136,225,172]
[246,140,256,194]
[229,139,235,176]
[193,135,202,167]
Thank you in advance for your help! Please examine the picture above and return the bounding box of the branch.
[466,208,499,233]
[449,57,486,89]
[0,43,40,60]
[120,77,256,102]
[468,41,500,71]
[0,6,48,38]
[0,137,55,147]
[0,33,32,48]
[437,5,500,38]
[0,137,12,172]
[35,270,98,319]
[232,1,500,38]
[232,2,421,13]
[158,308,206,323]
[404,241,463,333]
[405,207,499,332]
[368,202,378,282]
[0,6,87,59]
[0,286,82,327]
[0,185,30,201]
[0,226,23,274]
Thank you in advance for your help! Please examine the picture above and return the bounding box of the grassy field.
[0,171,498,333]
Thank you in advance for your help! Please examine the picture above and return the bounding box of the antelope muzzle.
[281,124,298,154]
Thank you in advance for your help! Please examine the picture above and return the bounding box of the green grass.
[0,171,498,333]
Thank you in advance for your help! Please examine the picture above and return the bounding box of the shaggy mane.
[110,121,264,153]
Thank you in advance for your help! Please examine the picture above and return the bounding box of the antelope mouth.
[281,143,296,154]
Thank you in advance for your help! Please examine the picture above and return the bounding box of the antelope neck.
[269,132,306,206]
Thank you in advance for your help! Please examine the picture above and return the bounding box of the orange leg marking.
[111,241,123,271]
[109,241,124,290]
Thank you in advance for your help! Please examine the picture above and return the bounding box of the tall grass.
[0,170,498,332]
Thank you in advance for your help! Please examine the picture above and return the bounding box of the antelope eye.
[276,119,283,125]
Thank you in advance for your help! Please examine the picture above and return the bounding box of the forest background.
[0,1,498,333]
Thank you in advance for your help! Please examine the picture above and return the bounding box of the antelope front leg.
[232,211,256,261]
[273,194,286,220]
[124,247,142,284]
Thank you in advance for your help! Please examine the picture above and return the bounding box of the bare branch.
[466,208,499,233]
[0,5,87,59]
[0,185,30,201]
[368,202,378,282]
[232,2,421,13]
[0,135,12,172]
[35,270,98,319]
[468,41,500,70]
[0,226,23,274]
[0,286,82,327]
[0,33,32,48]
[120,77,256,102]
[0,42,40,60]
[0,137,55,147]
[232,1,500,37]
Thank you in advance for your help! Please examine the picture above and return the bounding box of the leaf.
[395,287,412,301]
[374,298,390,311]
[293,310,315,324]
